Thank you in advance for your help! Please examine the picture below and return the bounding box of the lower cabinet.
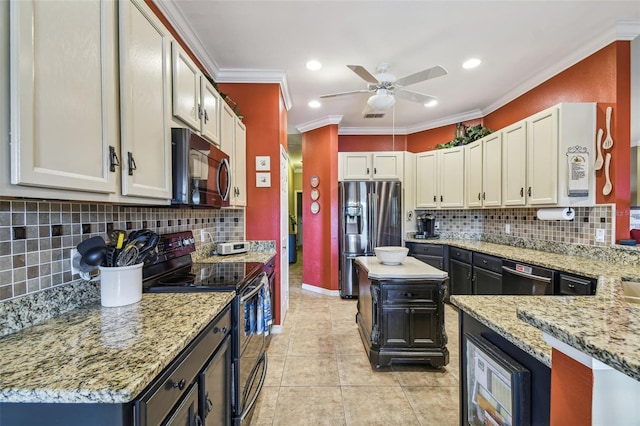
[405,242,446,271]
[356,267,449,368]
[449,248,473,295]
[199,336,232,426]
[472,252,503,295]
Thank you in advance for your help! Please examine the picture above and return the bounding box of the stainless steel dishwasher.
[501,259,557,295]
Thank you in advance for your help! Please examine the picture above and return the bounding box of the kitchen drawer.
[405,242,444,257]
[449,247,472,263]
[473,252,502,274]
[558,274,595,296]
[413,254,444,271]
[137,307,231,425]
[383,284,438,305]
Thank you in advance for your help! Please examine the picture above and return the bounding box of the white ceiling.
[158,1,640,164]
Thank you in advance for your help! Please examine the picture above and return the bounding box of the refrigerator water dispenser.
[345,204,362,234]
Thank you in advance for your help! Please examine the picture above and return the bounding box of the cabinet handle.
[213,326,228,334]
[374,167,377,174]
[433,195,436,202]
[367,168,370,174]
[405,308,410,314]
[482,192,486,200]
[172,378,186,390]
[204,109,209,123]
[206,395,214,413]
[127,152,137,176]
[472,273,476,282]
[195,414,204,426]
[477,192,481,200]
[520,187,524,197]
[567,283,576,289]
[198,103,203,119]
[440,195,443,202]
[403,293,413,298]
[528,187,532,197]
[109,146,120,172]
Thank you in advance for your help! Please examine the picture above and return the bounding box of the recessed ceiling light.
[308,100,321,108]
[306,60,322,71]
[424,100,438,107]
[463,58,482,69]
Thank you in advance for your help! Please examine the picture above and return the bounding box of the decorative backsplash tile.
[0,200,245,302]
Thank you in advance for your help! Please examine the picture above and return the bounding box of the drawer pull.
[567,284,575,289]
[213,326,228,334]
[403,293,413,298]
[171,378,187,390]
[482,260,487,264]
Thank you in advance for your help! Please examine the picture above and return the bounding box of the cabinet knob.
[405,308,410,314]
[213,326,228,334]
[172,378,187,390]
[568,283,576,289]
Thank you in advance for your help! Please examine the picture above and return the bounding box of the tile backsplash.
[417,205,614,246]
[0,200,244,302]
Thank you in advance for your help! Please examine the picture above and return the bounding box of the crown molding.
[151,0,219,77]
[216,69,293,110]
[338,126,408,135]
[295,115,343,133]
[405,109,484,134]
[482,20,640,117]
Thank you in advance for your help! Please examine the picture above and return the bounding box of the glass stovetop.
[143,261,263,292]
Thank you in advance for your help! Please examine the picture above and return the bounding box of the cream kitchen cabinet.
[527,107,558,205]
[502,121,528,206]
[119,0,172,200]
[171,42,221,146]
[9,0,119,194]
[415,147,465,209]
[220,102,247,207]
[338,152,404,181]
[465,133,502,208]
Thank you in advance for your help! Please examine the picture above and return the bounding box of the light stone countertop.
[356,256,448,280]
[0,292,235,403]
[409,238,640,381]
[194,251,276,264]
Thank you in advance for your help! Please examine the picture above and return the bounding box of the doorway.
[295,190,302,248]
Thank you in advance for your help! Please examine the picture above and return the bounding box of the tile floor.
[250,252,460,425]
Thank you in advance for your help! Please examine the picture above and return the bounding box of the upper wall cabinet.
[171,42,221,146]
[119,0,172,200]
[338,152,404,181]
[9,0,119,194]
[220,102,247,207]
[465,133,503,208]
[502,121,528,206]
[415,147,465,209]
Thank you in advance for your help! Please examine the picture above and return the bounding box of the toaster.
[217,241,250,255]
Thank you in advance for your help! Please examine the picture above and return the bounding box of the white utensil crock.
[98,263,143,307]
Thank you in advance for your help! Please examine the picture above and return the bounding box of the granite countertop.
[195,251,276,264]
[0,292,235,404]
[409,238,640,381]
[356,256,448,280]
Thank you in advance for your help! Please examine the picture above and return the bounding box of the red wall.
[484,42,631,240]
[302,125,339,291]
[339,134,407,152]
[218,83,286,324]
[550,349,593,425]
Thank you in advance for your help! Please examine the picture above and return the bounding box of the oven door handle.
[240,273,267,303]
[502,266,552,283]
[239,353,268,424]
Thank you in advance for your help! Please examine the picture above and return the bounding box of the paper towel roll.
[536,208,575,221]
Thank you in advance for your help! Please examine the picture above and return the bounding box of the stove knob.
[189,237,195,244]
[183,238,192,246]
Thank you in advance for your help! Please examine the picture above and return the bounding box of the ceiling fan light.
[367,91,396,110]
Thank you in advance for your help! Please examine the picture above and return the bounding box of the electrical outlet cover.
[505,224,511,234]
[595,229,605,242]
[70,248,79,276]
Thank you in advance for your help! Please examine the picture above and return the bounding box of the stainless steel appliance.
[338,181,402,298]
[143,231,269,425]
[171,128,231,208]
[501,260,557,295]
[415,213,437,238]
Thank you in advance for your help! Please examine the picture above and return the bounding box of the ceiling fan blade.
[395,89,437,104]
[319,89,372,99]
[347,65,379,84]
[395,65,448,87]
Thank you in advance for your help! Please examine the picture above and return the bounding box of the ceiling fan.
[319,63,448,117]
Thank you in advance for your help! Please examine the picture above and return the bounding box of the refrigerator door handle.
[372,192,378,250]
[367,191,374,253]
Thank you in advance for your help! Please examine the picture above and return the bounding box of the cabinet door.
[439,147,465,208]
[10,0,118,193]
[164,383,200,426]
[373,152,403,180]
[474,268,502,295]
[200,78,221,146]
[382,308,411,347]
[343,153,372,180]
[171,42,201,130]
[410,307,439,346]
[449,259,472,295]
[201,336,232,426]
[234,119,247,207]
[415,152,438,208]
[482,132,503,207]
[220,102,235,200]
[502,121,527,206]
[465,141,483,207]
[527,107,558,205]
[413,254,444,271]
[120,0,172,199]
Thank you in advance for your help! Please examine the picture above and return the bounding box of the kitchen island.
[355,256,449,368]
[0,292,234,425]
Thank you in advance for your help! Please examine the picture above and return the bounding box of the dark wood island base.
[355,257,449,369]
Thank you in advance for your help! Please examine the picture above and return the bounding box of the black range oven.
[142,231,269,426]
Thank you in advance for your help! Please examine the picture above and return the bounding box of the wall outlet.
[434,221,440,230]
[70,248,79,276]
[200,229,206,242]
[595,229,606,243]
[505,224,511,234]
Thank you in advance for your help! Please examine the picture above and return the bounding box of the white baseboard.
[270,325,284,334]
[301,283,340,297]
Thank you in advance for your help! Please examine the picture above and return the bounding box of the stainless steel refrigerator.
[339,181,402,298]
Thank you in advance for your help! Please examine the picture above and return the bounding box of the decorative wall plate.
[310,175,320,188]
[310,201,320,214]
[310,188,320,200]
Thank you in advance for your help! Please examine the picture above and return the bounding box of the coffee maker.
[415,214,437,239]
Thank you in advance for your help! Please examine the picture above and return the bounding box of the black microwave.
[171,128,231,208]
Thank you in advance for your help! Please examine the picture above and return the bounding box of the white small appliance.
[217,241,250,255]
